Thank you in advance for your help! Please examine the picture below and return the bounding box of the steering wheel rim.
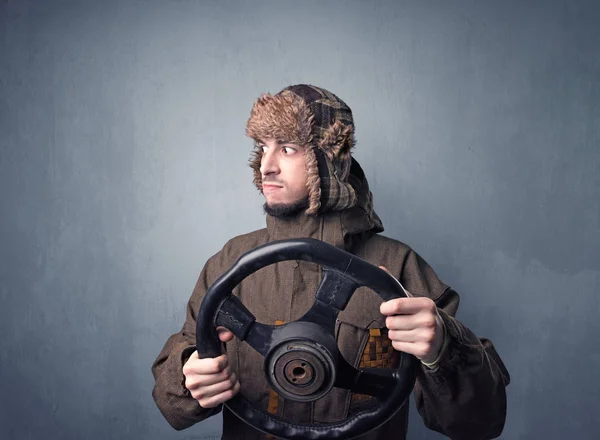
[196,238,418,440]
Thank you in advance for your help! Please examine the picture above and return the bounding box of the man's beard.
[263,196,310,218]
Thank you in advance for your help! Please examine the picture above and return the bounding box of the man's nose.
[260,150,279,176]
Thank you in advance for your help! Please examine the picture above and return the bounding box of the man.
[152,84,510,439]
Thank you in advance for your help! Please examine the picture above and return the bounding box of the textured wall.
[1,1,599,439]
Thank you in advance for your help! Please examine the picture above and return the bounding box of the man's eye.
[283,146,296,154]
[260,145,268,153]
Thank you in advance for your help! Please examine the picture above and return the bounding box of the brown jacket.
[151,168,510,439]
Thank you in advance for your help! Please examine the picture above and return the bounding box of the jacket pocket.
[335,314,401,415]
[335,286,393,370]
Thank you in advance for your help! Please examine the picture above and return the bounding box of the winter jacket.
[152,162,510,439]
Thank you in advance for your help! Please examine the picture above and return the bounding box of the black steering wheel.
[195,238,418,440]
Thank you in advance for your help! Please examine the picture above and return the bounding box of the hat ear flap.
[317,121,355,182]
[249,145,263,192]
[304,147,322,215]
[318,120,355,161]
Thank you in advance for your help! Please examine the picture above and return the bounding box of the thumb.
[379,265,393,276]
[216,326,234,343]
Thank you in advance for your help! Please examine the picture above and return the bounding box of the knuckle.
[209,358,222,373]
[386,316,396,329]
[217,378,230,391]
[184,378,195,390]
[426,300,437,313]
[422,315,436,328]
[418,345,429,358]
[219,355,229,369]
[424,330,436,343]
[221,366,231,380]
[198,398,213,408]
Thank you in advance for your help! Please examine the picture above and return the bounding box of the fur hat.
[246,84,358,215]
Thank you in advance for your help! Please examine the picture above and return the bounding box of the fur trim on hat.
[245,92,314,147]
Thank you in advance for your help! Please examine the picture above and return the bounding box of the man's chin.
[263,197,310,217]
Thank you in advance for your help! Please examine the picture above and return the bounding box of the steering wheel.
[195,238,418,440]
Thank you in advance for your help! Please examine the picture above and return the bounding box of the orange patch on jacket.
[351,328,400,402]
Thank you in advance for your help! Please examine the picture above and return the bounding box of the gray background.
[1,0,599,439]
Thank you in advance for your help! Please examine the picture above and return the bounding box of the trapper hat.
[246,84,358,215]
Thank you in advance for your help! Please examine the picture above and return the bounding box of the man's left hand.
[378,266,445,364]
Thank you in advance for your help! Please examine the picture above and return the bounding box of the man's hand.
[182,327,241,408]
[379,266,445,364]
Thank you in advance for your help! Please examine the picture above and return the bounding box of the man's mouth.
[263,183,283,190]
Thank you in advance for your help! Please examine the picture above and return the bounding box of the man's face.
[259,138,309,209]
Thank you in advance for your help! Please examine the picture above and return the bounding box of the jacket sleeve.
[401,250,510,440]
[151,258,223,430]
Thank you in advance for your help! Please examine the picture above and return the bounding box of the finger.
[380,297,434,315]
[390,341,429,359]
[385,313,436,331]
[186,352,228,369]
[186,354,228,375]
[192,372,238,400]
[384,314,421,331]
[217,326,234,343]
[206,354,229,373]
[186,365,233,389]
[198,380,241,408]
[388,328,428,343]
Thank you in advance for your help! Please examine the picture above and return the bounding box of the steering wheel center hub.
[284,358,313,385]
[264,322,339,402]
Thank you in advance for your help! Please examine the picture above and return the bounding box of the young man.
[151,84,510,439]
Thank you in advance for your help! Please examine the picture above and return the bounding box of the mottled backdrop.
[1,1,599,439]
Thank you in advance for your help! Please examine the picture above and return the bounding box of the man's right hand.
[182,327,241,408]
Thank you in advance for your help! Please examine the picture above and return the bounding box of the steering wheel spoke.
[333,354,396,399]
[215,295,275,357]
[350,368,399,399]
[215,295,255,339]
[297,299,339,336]
[243,322,276,357]
[315,268,360,311]
[295,269,360,335]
